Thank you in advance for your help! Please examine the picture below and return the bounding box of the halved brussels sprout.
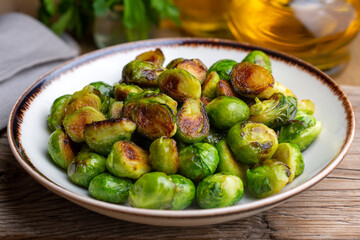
[216,79,237,97]
[208,59,237,81]
[279,113,321,151]
[200,96,211,106]
[65,86,102,116]
[106,140,151,179]
[149,137,179,174]
[275,82,296,98]
[169,58,208,84]
[129,172,176,209]
[176,98,209,143]
[169,174,196,210]
[158,69,201,102]
[227,121,278,166]
[114,83,143,101]
[206,96,250,129]
[88,173,133,203]
[216,139,248,184]
[166,58,184,69]
[178,143,219,181]
[201,71,220,100]
[47,94,71,131]
[63,106,106,143]
[135,48,165,66]
[89,81,114,98]
[122,60,164,87]
[230,62,275,99]
[272,143,304,182]
[297,99,315,115]
[67,152,107,187]
[202,128,226,145]
[249,93,297,128]
[196,173,244,209]
[48,128,77,169]
[84,118,137,155]
[242,50,272,73]
[132,100,177,139]
[108,100,123,119]
[247,159,290,198]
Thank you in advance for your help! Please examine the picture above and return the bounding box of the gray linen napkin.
[0,12,80,129]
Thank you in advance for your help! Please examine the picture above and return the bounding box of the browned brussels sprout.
[63,106,106,143]
[114,83,143,101]
[122,60,164,87]
[65,85,102,116]
[170,58,208,84]
[166,58,184,69]
[158,69,201,102]
[48,128,77,169]
[47,94,71,131]
[176,98,209,143]
[108,100,123,119]
[201,71,220,99]
[84,118,137,155]
[242,50,272,73]
[208,59,237,82]
[216,79,237,97]
[106,140,151,179]
[200,96,211,107]
[135,48,165,66]
[149,137,179,174]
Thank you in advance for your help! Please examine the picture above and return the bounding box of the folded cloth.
[0,12,80,129]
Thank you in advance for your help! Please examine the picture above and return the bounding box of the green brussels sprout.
[48,128,77,169]
[273,143,304,182]
[106,140,151,179]
[246,159,290,198]
[216,139,248,184]
[129,172,176,209]
[169,58,208,84]
[63,106,106,143]
[278,113,322,151]
[196,173,244,209]
[249,93,298,128]
[166,58,184,69]
[178,143,219,181]
[274,82,296,98]
[114,83,143,101]
[227,121,278,166]
[88,173,133,203]
[242,50,272,73]
[65,85,102,116]
[67,152,107,187]
[84,118,137,155]
[169,174,196,210]
[122,60,164,87]
[135,48,165,66]
[200,96,211,106]
[108,100,123,119]
[297,99,315,115]
[89,81,114,98]
[206,96,250,129]
[208,59,237,81]
[149,137,179,174]
[230,62,276,99]
[176,98,210,143]
[202,128,226,145]
[216,79,237,97]
[158,69,201,102]
[201,71,220,99]
[47,94,71,131]
[132,100,177,139]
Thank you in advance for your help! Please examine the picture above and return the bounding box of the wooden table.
[1,35,359,239]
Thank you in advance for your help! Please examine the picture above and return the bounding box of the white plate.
[8,38,355,226]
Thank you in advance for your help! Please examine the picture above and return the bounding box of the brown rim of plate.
[7,37,356,219]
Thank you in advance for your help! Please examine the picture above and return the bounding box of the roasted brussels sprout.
[249,93,297,128]
[114,83,143,101]
[149,137,179,174]
[48,128,77,169]
[201,71,220,99]
[47,94,71,131]
[67,152,107,187]
[88,173,133,203]
[242,50,272,73]
[65,86,102,116]
[216,79,237,97]
[278,113,321,151]
[166,58,184,69]
[200,96,211,106]
[89,81,114,98]
[135,48,165,66]
[230,62,275,99]
[63,106,106,143]
[176,98,209,143]
[84,118,137,155]
[196,173,244,209]
[106,140,151,179]
[216,139,248,184]
[169,174,196,210]
[178,143,219,181]
[129,172,176,209]
[202,129,226,145]
[168,58,208,84]
[122,60,164,87]
[158,69,201,102]
[227,121,278,166]
[208,59,237,81]
[275,82,296,98]
[108,100,123,119]
[206,96,250,129]
[273,143,304,182]
[247,159,290,198]
[297,99,315,115]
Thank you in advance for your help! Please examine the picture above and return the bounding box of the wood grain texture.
[0,85,359,239]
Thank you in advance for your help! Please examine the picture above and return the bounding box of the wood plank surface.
[0,85,359,239]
